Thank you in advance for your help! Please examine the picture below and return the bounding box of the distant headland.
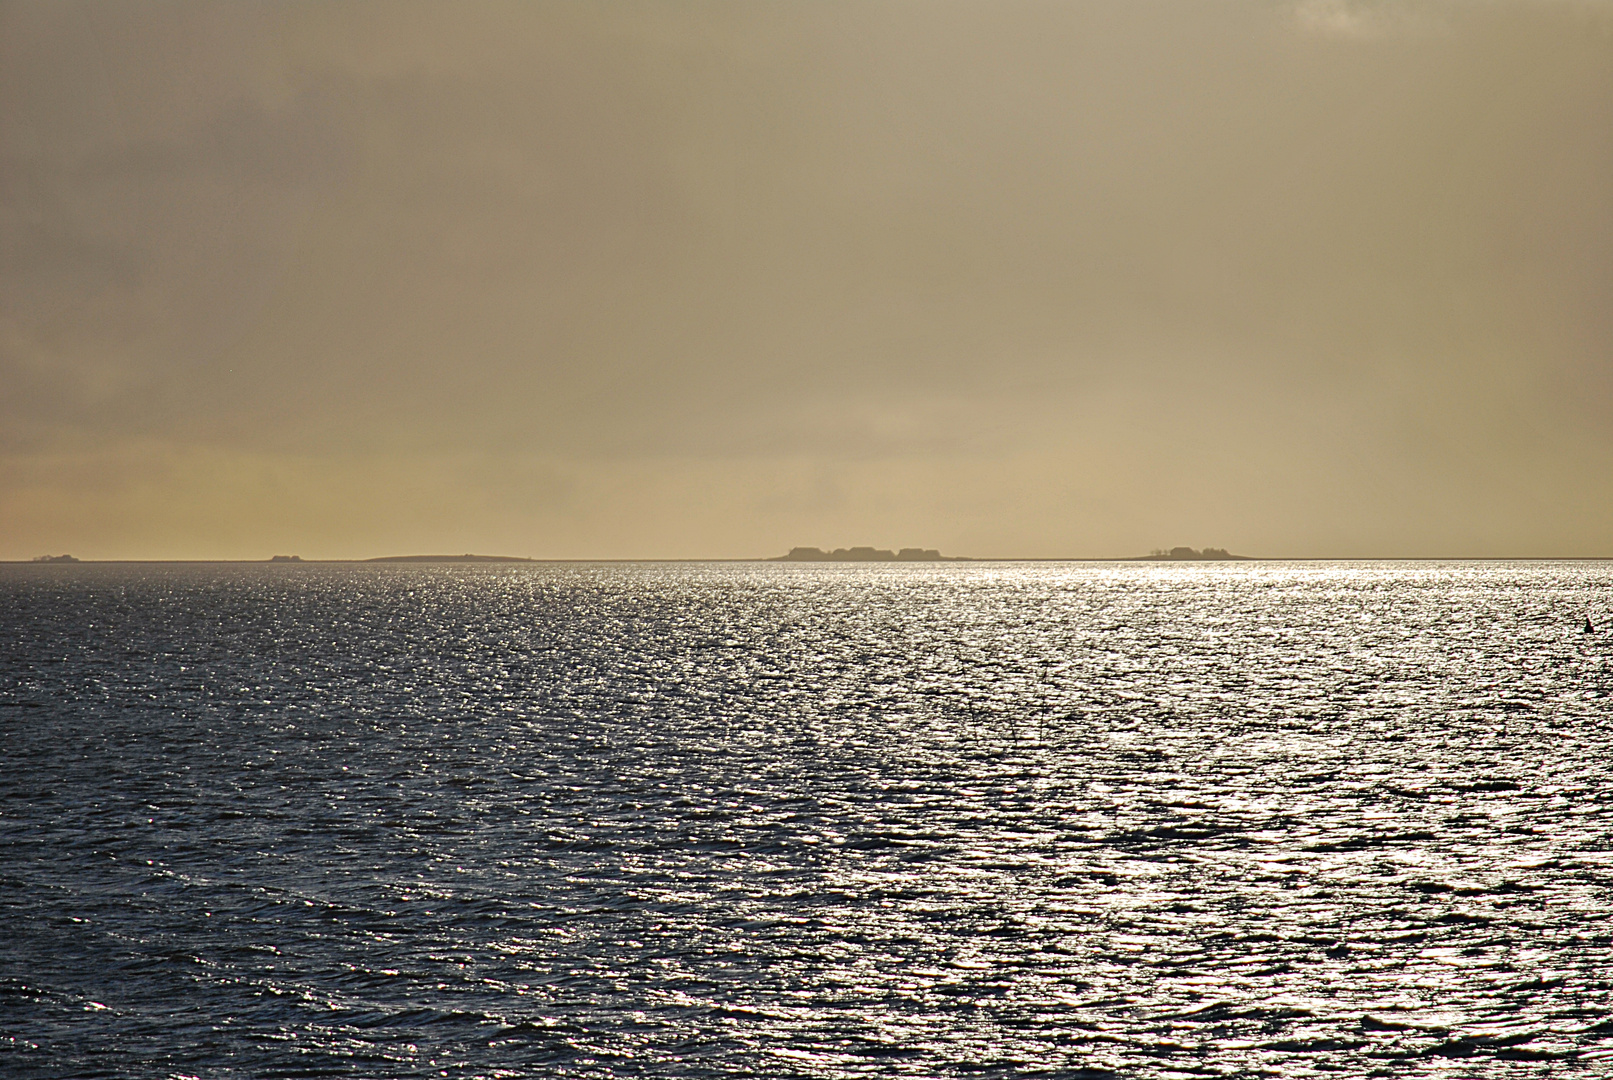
[772,546,966,562]
[1134,547,1250,561]
[365,554,536,563]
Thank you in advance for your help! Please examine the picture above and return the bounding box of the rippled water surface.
[4,560,1613,1077]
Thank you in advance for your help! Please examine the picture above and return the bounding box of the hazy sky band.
[2,0,1609,558]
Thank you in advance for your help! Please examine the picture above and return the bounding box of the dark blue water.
[3,561,1612,1077]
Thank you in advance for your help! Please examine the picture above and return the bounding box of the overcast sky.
[2,0,1609,559]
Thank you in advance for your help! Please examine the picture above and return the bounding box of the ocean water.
[2,560,1611,1078]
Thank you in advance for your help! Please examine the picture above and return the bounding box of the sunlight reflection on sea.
[2,560,1611,1076]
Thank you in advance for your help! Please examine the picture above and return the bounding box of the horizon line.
[6,556,1613,565]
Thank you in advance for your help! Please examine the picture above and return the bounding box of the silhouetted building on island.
[773,546,955,562]
[1137,547,1249,561]
[897,548,942,561]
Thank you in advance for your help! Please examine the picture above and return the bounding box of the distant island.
[365,554,535,563]
[31,554,79,563]
[1135,547,1250,561]
[772,546,966,562]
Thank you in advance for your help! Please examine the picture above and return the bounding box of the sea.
[2,560,1611,1078]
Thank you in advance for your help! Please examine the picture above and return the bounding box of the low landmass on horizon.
[1135,547,1250,561]
[772,547,965,563]
[20,547,1248,564]
[365,554,536,564]
[773,545,1251,562]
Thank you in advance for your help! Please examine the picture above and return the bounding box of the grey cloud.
[75,89,357,186]
[0,0,1609,557]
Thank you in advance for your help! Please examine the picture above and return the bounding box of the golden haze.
[1,1,1609,559]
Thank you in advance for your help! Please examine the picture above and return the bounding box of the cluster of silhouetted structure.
[773,546,955,562]
[1137,547,1247,561]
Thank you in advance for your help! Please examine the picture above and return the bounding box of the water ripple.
[2,560,1611,1076]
